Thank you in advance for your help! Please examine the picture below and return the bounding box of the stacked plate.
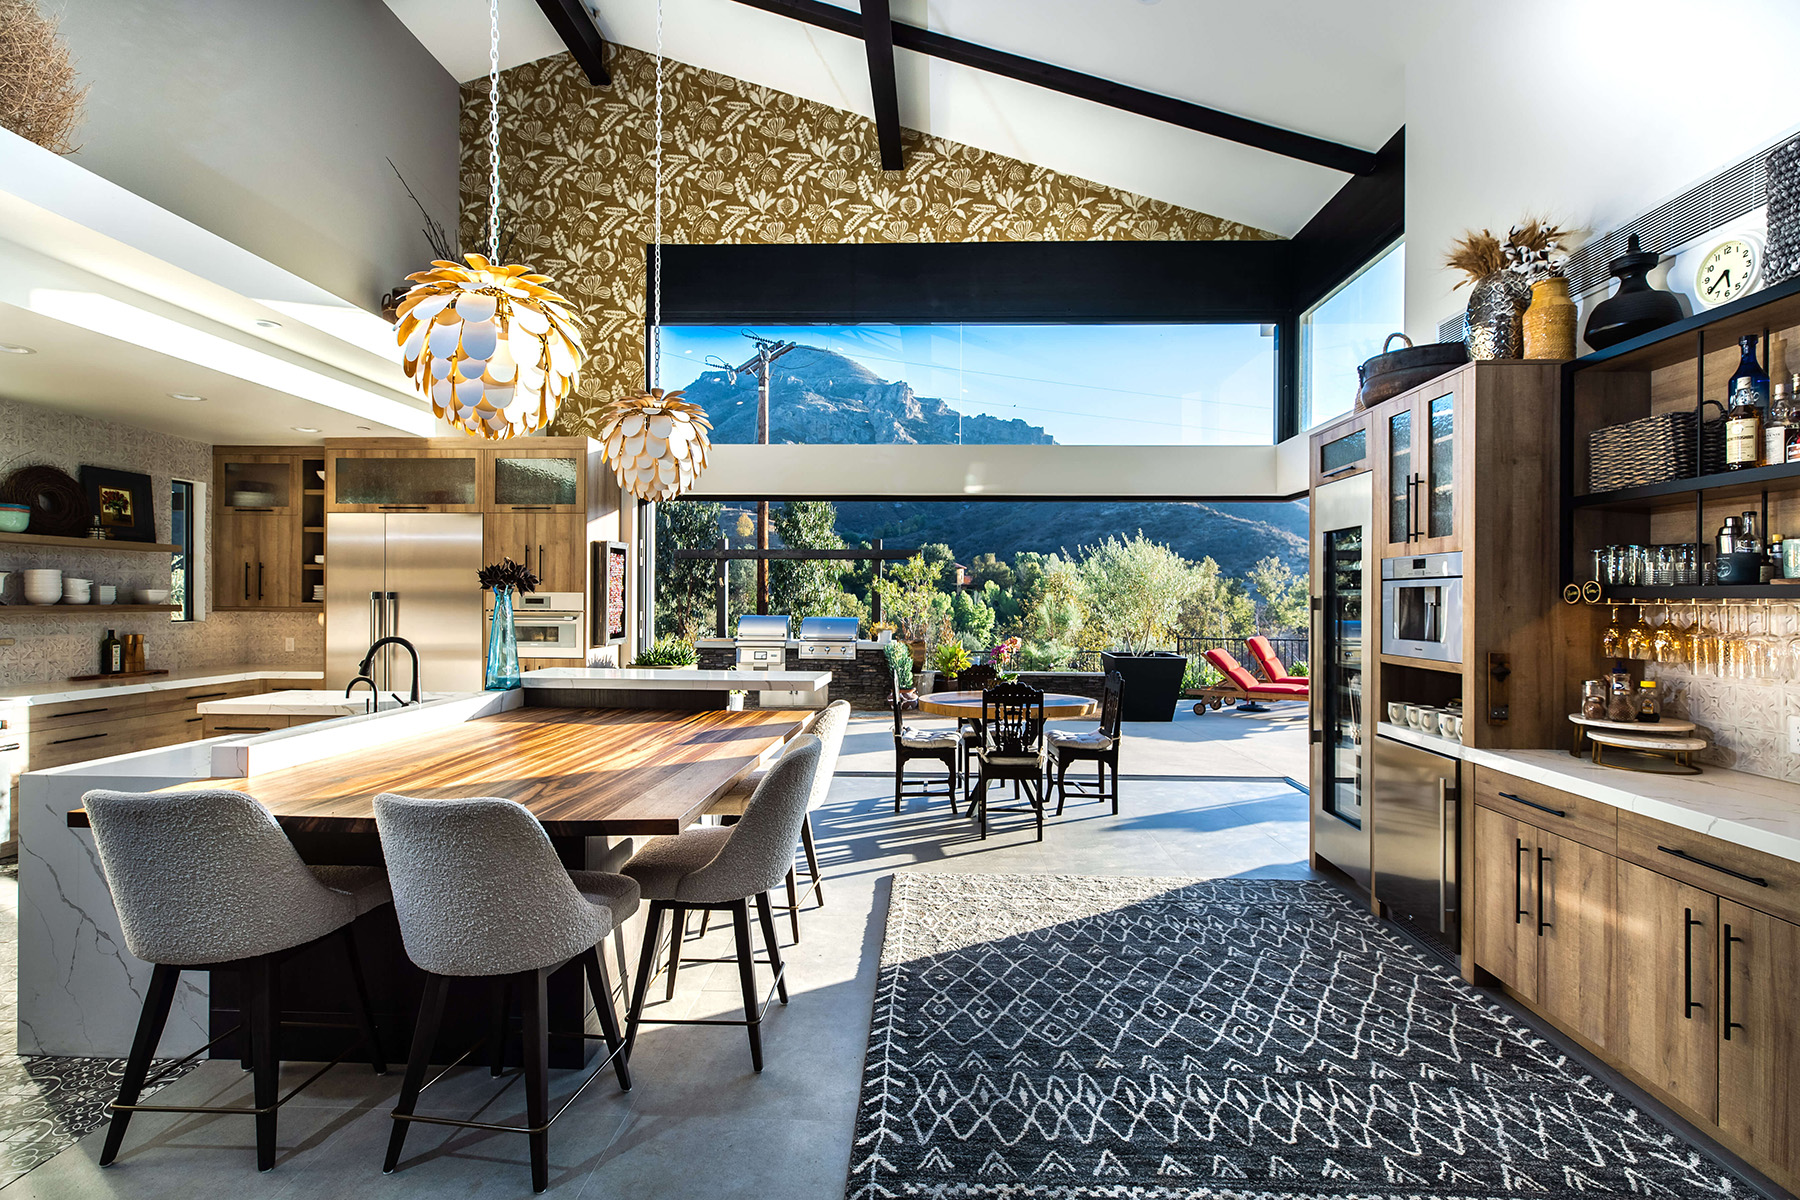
[23,569,62,605]
[311,583,325,601]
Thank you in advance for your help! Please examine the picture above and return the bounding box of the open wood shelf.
[1570,273,1800,375]
[0,532,181,554]
[1,605,179,616]
[1575,460,1800,510]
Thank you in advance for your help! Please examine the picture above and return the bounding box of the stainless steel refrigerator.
[1372,736,1461,960]
[1309,471,1372,891]
[325,513,485,694]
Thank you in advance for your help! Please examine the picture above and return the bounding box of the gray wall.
[55,0,460,309]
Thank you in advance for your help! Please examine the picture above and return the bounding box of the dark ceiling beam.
[725,0,1376,175]
[534,0,611,86]
[860,0,903,170]
[1287,127,1405,312]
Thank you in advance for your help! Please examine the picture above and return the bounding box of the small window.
[170,480,195,622]
[1301,241,1405,430]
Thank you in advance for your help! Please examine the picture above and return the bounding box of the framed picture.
[590,540,628,645]
[79,466,156,543]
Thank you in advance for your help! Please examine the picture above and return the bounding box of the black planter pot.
[1101,650,1187,722]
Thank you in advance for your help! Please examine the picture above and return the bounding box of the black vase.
[1583,234,1685,351]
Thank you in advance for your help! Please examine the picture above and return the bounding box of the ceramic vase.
[1464,270,1531,360]
[486,585,521,690]
[1523,276,1577,359]
[1583,233,1684,350]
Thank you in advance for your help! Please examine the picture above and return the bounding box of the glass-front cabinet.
[1310,412,1370,488]
[219,455,297,514]
[328,451,480,512]
[490,449,583,513]
[1379,371,1464,556]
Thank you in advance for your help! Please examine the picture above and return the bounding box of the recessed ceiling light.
[0,343,35,354]
[292,426,322,433]
[169,392,207,402]
[253,319,282,329]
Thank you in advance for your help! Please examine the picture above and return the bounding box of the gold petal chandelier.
[394,0,584,440]
[594,0,714,502]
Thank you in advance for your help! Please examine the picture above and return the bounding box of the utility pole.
[724,336,796,614]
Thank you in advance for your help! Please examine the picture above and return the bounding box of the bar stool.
[622,736,821,1073]
[82,788,391,1172]
[373,793,637,1194]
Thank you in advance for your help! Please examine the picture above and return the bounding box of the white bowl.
[134,588,171,605]
[95,585,116,604]
[23,568,62,581]
[24,583,62,605]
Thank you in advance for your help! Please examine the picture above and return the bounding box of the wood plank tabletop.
[68,707,810,836]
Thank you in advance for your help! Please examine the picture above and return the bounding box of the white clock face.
[1697,239,1757,307]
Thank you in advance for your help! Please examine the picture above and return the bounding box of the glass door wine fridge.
[1310,472,1372,891]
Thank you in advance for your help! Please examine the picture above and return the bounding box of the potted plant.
[1081,534,1196,721]
[631,636,699,670]
[932,641,972,690]
[883,639,916,704]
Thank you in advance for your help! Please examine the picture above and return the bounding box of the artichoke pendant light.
[597,0,715,503]
[393,0,584,440]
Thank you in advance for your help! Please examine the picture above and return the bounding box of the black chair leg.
[580,947,632,1092]
[784,866,801,944]
[385,972,449,1174]
[488,976,511,1076]
[1034,776,1045,842]
[754,892,789,1005]
[975,772,988,839]
[624,901,667,1060]
[892,759,904,813]
[612,924,631,1003]
[664,903,686,1001]
[1053,755,1069,816]
[521,968,551,1194]
[730,900,764,1072]
[340,925,386,1075]
[1109,756,1120,815]
[247,955,280,1171]
[99,962,180,1167]
[799,814,824,908]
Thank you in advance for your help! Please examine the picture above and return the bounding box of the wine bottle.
[99,629,122,675]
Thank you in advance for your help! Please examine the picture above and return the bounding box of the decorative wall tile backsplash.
[0,398,323,686]
[1644,662,1800,782]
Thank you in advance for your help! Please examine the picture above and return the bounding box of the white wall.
[1404,0,1800,344]
[54,0,460,311]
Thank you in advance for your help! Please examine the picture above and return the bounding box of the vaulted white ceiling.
[382,0,1416,237]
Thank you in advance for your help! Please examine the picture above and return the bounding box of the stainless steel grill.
[733,614,791,671]
[796,616,859,662]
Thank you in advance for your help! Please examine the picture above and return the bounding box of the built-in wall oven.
[1380,552,1463,663]
[488,591,585,659]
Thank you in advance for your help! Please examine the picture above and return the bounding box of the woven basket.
[1588,411,1695,493]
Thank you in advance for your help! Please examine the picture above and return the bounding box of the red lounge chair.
[1187,649,1309,714]
[1246,636,1296,683]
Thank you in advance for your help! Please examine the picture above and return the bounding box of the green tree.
[655,498,724,639]
[873,554,946,644]
[982,579,1023,636]
[952,589,995,646]
[1181,555,1256,640]
[1246,554,1309,635]
[967,552,1014,592]
[918,541,957,590]
[769,500,845,631]
[1078,531,1199,653]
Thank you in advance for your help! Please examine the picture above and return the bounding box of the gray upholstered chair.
[374,793,638,1195]
[82,788,391,1173]
[701,700,848,941]
[621,736,822,1073]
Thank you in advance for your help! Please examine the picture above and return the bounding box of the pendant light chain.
[651,0,665,389]
[486,0,502,263]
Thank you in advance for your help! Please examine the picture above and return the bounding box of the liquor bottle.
[1772,533,1785,580]
[1730,333,1771,413]
[99,629,122,675]
[1725,381,1764,469]
[1740,510,1762,558]
[1767,377,1794,465]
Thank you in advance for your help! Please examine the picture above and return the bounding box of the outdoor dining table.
[917,690,1098,719]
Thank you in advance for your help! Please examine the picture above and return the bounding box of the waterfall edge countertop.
[0,667,324,707]
[522,667,832,691]
[1377,721,1800,864]
[195,689,471,717]
[68,705,812,837]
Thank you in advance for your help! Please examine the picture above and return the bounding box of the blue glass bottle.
[1730,334,1770,413]
[486,586,521,690]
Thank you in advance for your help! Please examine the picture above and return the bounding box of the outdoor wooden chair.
[1188,648,1309,714]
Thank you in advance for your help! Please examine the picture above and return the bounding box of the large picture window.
[1300,241,1404,430]
[658,323,1278,446]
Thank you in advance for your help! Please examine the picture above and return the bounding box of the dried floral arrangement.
[478,557,539,594]
[1446,218,1575,287]
[0,0,87,155]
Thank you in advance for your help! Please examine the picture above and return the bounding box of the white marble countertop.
[1376,722,1800,864]
[522,667,832,691]
[195,689,468,717]
[0,667,324,707]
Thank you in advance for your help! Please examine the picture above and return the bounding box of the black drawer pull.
[49,732,107,746]
[48,707,109,720]
[233,506,274,513]
[213,725,272,732]
[1498,790,1566,818]
[1658,845,1769,888]
[378,504,429,510]
[187,691,229,700]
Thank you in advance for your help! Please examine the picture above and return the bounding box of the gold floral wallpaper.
[458,44,1275,435]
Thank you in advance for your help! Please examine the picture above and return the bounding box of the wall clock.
[1695,237,1759,308]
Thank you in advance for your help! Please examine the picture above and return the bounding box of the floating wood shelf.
[0,532,181,554]
[0,605,179,615]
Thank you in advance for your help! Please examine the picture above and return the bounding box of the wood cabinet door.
[488,448,584,514]
[486,512,583,593]
[1614,859,1718,1121]
[1535,829,1614,1049]
[1309,412,1371,489]
[1377,396,1417,557]
[1473,805,1538,1003]
[216,453,298,515]
[1717,900,1800,1189]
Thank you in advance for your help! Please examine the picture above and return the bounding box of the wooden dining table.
[917,690,1098,720]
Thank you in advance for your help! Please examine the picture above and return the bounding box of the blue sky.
[656,323,1278,445]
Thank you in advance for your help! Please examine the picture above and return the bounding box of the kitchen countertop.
[195,689,469,717]
[522,667,832,691]
[1377,721,1800,864]
[0,667,324,707]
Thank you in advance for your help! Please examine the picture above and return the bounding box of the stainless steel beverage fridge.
[1372,736,1460,959]
[1309,472,1372,891]
[325,513,485,694]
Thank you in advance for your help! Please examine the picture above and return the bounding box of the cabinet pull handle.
[1657,845,1769,888]
[510,504,554,510]
[378,505,428,510]
[233,506,274,513]
[1683,907,1703,1018]
[539,545,546,579]
[1535,846,1553,937]
[49,732,107,746]
[1723,924,1745,1041]
[257,562,264,600]
[1403,475,1417,541]
[1320,462,1360,479]
[49,708,108,719]
[187,691,229,700]
[243,562,251,601]
[1498,790,1565,818]
[1437,777,1449,935]
[1513,838,1529,924]
[1413,473,1425,540]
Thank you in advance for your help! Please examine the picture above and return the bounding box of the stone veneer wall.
[0,398,324,685]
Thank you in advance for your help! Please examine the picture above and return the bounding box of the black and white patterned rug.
[848,874,1739,1199]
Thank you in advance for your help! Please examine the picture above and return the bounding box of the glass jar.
[1607,673,1637,722]
[1636,680,1661,722]
[1581,679,1607,720]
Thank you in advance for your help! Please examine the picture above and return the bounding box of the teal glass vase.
[486,586,522,690]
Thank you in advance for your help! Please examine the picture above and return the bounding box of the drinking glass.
[1655,545,1675,586]
[1652,605,1683,665]
[1601,605,1625,659]
[1591,548,1606,584]
[1678,544,1698,585]
[1722,606,1752,681]
[1625,607,1654,659]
